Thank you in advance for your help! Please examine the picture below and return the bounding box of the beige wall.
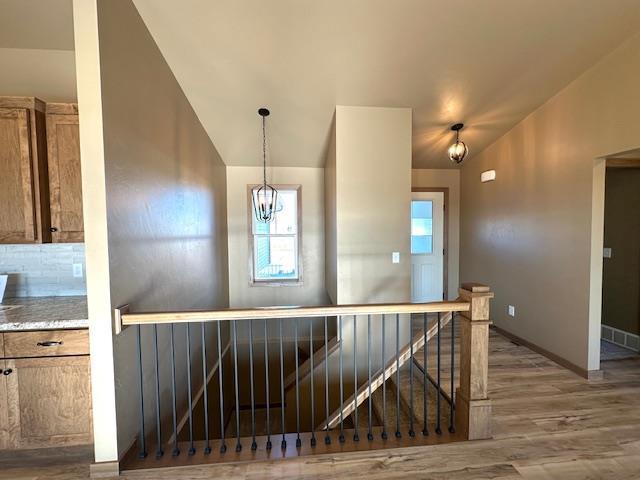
[412,169,460,300]
[325,121,337,304]
[333,106,412,304]
[227,166,327,307]
[74,0,229,462]
[460,32,640,372]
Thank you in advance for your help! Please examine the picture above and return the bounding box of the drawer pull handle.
[37,341,64,347]
[3,369,12,375]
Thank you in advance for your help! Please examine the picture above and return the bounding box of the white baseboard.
[602,324,640,352]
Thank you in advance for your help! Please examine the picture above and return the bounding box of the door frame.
[411,187,449,300]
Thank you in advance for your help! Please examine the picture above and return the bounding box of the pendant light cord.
[262,116,267,189]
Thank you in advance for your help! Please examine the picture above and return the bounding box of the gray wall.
[96,0,229,456]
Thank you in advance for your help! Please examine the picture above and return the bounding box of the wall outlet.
[392,252,400,264]
[603,247,612,259]
[508,305,515,317]
[72,263,84,278]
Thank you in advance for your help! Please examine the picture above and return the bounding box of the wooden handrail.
[116,300,470,328]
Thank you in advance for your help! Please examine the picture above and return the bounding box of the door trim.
[411,187,449,300]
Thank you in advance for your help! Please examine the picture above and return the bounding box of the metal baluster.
[186,324,196,455]
[295,318,301,448]
[395,314,401,438]
[422,313,429,436]
[153,325,163,458]
[217,321,227,453]
[436,312,442,435]
[353,315,359,442]
[249,320,257,450]
[201,323,211,454]
[233,320,241,452]
[339,315,345,443]
[264,319,272,450]
[310,319,316,447]
[279,318,286,450]
[409,315,415,437]
[367,315,373,441]
[449,313,456,434]
[381,314,387,440]
[170,325,180,456]
[136,325,147,458]
[324,316,331,445]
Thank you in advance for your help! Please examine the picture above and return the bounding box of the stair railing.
[115,282,493,469]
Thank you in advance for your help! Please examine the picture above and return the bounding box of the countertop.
[0,296,88,331]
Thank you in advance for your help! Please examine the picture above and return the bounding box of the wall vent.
[602,324,640,352]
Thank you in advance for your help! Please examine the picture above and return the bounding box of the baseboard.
[90,460,120,478]
[491,325,598,380]
[601,324,640,352]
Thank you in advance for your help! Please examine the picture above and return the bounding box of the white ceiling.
[133,0,640,169]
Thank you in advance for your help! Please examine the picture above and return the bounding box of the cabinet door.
[46,113,84,242]
[5,356,92,448]
[0,108,37,243]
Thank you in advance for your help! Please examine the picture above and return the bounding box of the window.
[411,200,433,254]
[250,185,302,284]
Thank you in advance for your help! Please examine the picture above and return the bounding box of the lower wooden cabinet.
[0,330,92,450]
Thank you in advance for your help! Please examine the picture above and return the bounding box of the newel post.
[456,282,493,440]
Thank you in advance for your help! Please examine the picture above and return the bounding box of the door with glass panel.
[411,192,444,302]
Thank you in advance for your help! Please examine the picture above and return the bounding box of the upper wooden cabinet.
[0,97,51,243]
[46,103,83,242]
[0,97,84,244]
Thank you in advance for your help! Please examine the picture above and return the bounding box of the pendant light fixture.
[448,123,469,164]
[252,108,278,223]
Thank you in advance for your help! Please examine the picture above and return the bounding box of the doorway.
[410,190,445,302]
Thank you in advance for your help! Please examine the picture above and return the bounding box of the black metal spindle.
[409,315,415,437]
[395,314,401,438]
[367,314,373,441]
[449,312,456,434]
[279,318,286,449]
[381,314,387,440]
[201,323,211,454]
[264,319,272,450]
[216,321,227,453]
[233,320,241,452]
[153,325,163,458]
[170,325,180,456]
[186,324,196,455]
[339,315,345,443]
[310,319,316,447]
[295,318,301,448]
[324,316,331,445]
[353,315,359,442]
[436,312,442,435]
[249,320,257,450]
[136,325,147,458]
[423,312,429,436]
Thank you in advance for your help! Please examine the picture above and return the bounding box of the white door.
[411,192,444,302]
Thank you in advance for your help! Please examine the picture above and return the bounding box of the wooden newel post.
[456,282,493,440]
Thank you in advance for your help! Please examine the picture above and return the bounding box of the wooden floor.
[4,328,640,479]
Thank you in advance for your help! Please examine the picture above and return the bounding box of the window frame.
[247,184,303,287]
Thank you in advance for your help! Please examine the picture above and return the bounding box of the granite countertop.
[0,296,88,331]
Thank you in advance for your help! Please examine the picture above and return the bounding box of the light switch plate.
[392,252,400,264]
[73,263,84,278]
[603,247,612,259]
[508,305,515,317]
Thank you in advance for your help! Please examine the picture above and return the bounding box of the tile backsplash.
[0,244,87,298]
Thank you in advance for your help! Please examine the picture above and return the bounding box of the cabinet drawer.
[2,330,89,358]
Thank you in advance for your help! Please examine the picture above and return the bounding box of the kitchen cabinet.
[46,103,84,243]
[0,97,51,244]
[0,329,92,449]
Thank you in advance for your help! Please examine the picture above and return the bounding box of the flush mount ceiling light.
[252,108,278,223]
[448,123,469,164]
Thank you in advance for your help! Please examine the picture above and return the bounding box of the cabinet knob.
[50,227,58,232]
[3,369,12,376]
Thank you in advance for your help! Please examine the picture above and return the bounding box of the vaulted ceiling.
[133,0,640,168]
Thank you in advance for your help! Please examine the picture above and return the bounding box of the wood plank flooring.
[2,328,640,479]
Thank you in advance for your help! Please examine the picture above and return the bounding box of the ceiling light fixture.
[448,123,468,164]
[252,108,278,223]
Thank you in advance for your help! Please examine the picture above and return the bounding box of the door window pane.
[411,200,433,254]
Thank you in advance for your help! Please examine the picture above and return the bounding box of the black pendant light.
[252,108,278,223]
[448,123,469,164]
